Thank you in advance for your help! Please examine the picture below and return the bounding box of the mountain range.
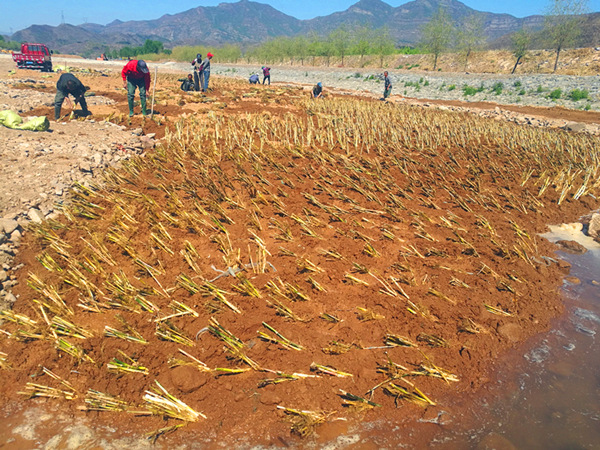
[9,0,598,55]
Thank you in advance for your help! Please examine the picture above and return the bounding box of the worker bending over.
[54,73,90,120]
[122,59,151,117]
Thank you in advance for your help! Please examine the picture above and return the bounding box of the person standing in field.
[383,71,392,100]
[312,82,323,99]
[191,53,204,92]
[54,72,90,120]
[122,59,151,117]
[262,66,271,85]
[202,53,213,92]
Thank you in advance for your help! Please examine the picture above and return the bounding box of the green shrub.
[536,85,544,93]
[584,103,591,111]
[463,85,478,96]
[518,89,526,96]
[491,82,503,95]
[568,89,589,101]
[548,89,562,100]
[513,81,522,88]
[448,84,456,91]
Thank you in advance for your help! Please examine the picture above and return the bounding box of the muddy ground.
[0,57,599,449]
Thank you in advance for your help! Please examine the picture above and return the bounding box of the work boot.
[127,96,134,117]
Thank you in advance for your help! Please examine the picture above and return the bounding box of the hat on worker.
[317,82,322,87]
[137,60,149,74]
[207,52,213,58]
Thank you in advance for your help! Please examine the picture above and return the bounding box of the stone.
[27,208,44,224]
[557,260,572,273]
[170,365,208,394]
[92,153,104,166]
[79,161,92,173]
[564,122,588,133]
[259,391,281,406]
[555,240,587,254]
[476,432,517,450]
[0,219,19,235]
[587,213,600,238]
[0,271,7,283]
[4,292,16,304]
[498,323,523,343]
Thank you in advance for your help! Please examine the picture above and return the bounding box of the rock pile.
[0,120,156,310]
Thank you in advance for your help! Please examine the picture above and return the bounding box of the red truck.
[12,43,53,72]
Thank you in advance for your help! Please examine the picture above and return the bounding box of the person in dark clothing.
[191,53,204,92]
[383,71,392,100]
[122,59,151,117]
[54,73,90,120]
[312,82,323,99]
[262,66,271,85]
[179,74,194,92]
[249,74,259,84]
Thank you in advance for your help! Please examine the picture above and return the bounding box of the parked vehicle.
[12,43,53,72]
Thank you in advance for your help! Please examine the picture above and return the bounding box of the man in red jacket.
[122,59,151,117]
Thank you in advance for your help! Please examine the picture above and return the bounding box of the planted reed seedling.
[144,380,205,422]
[107,350,149,375]
[356,307,385,322]
[384,334,416,348]
[383,382,436,407]
[319,313,342,323]
[310,363,353,378]
[104,315,148,345]
[416,333,448,348]
[83,389,131,411]
[169,349,211,372]
[51,316,93,339]
[208,317,260,370]
[55,338,95,363]
[277,406,333,437]
[146,424,186,444]
[0,352,10,370]
[258,322,304,351]
[484,304,513,316]
[156,321,195,347]
[322,341,358,355]
[411,364,459,383]
[339,390,381,411]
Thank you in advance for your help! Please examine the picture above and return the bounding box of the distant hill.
[9,0,597,55]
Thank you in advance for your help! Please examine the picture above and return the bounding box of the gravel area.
[4,54,597,111]
[208,64,600,111]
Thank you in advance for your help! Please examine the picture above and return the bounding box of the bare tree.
[457,14,486,71]
[544,0,588,72]
[421,7,455,71]
[510,29,531,74]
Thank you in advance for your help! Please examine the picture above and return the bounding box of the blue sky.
[2,0,599,34]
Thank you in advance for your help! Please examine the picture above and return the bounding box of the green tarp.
[0,110,49,131]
